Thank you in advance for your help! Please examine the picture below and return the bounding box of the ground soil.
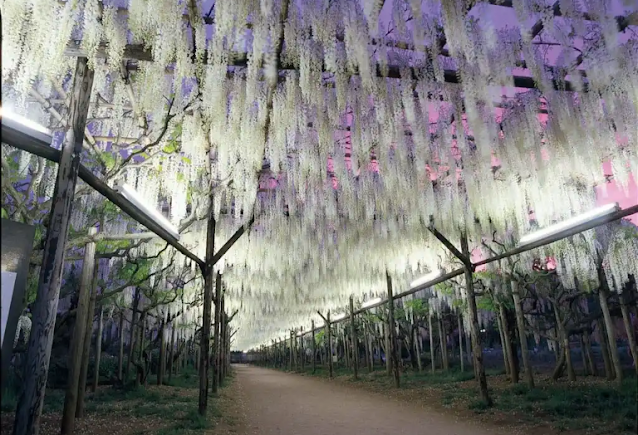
[234,364,513,435]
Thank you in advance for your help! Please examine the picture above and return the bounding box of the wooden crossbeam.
[64,40,586,92]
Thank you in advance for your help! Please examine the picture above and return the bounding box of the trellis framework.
[2,0,638,430]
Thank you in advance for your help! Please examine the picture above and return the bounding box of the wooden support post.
[460,233,492,406]
[199,206,215,415]
[217,296,225,387]
[511,280,534,387]
[386,272,400,388]
[349,296,359,379]
[126,289,140,380]
[222,313,229,380]
[458,313,464,373]
[327,312,333,378]
[438,315,449,371]
[363,324,372,373]
[76,263,99,418]
[598,286,623,384]
[92,305,104,392]
[61,227,97,434]
[428,312,435,372]
[300,328,305,371]
[157,320,166,385]
[289,330,294,371]
[14,57,94,435]
[311,321,316,374]
[210,274,221,387]
[414,319,423,373]
[317,311,334,378]
[342,331,349,368]
[117,311,125,381]
[168,322,176,382]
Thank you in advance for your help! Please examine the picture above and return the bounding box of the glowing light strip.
[115,182,180,240]
[332,313,346,321]
[409,270,443,289]
[518,203,619,247]
[361,297,383,308]
[0,107,51,136]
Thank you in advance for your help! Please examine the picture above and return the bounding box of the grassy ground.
[1,368,243,435]
[273,363,637,435]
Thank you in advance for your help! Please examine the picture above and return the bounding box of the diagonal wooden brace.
[427,216,474,271]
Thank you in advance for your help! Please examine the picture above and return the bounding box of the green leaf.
[100,152,116,170]
[1,208,8,218]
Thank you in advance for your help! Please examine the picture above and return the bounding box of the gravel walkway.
[234,365,507,435]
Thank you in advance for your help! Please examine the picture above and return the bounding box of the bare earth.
[233,365,509,435]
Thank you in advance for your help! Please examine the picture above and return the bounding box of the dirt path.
[234,365,508,435]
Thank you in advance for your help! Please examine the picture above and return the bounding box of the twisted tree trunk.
[619,292,638,374]
[597,319,614,380]
[498,304,518,383]
[598,287,623,384]
[511,280,534,388]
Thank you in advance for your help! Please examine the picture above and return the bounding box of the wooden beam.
[209,215,255,269]
[64,40,586,92]
[426,216,473,270]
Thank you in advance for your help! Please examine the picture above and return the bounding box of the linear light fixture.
[114,182,180,240]
[332,313,346,321]
[409,270,443,289]
[361,297,383,308]
[1,107,52,143]
[518,203,620,247]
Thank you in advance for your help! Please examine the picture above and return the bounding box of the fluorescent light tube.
[1,107,52,143]
[115,182,180,240]
[518,203,619,247]
[410,270,443,288]
[361,297,383,308]
[1,107,51,136]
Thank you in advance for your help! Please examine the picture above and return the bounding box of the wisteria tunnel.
[1,0,637,434]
